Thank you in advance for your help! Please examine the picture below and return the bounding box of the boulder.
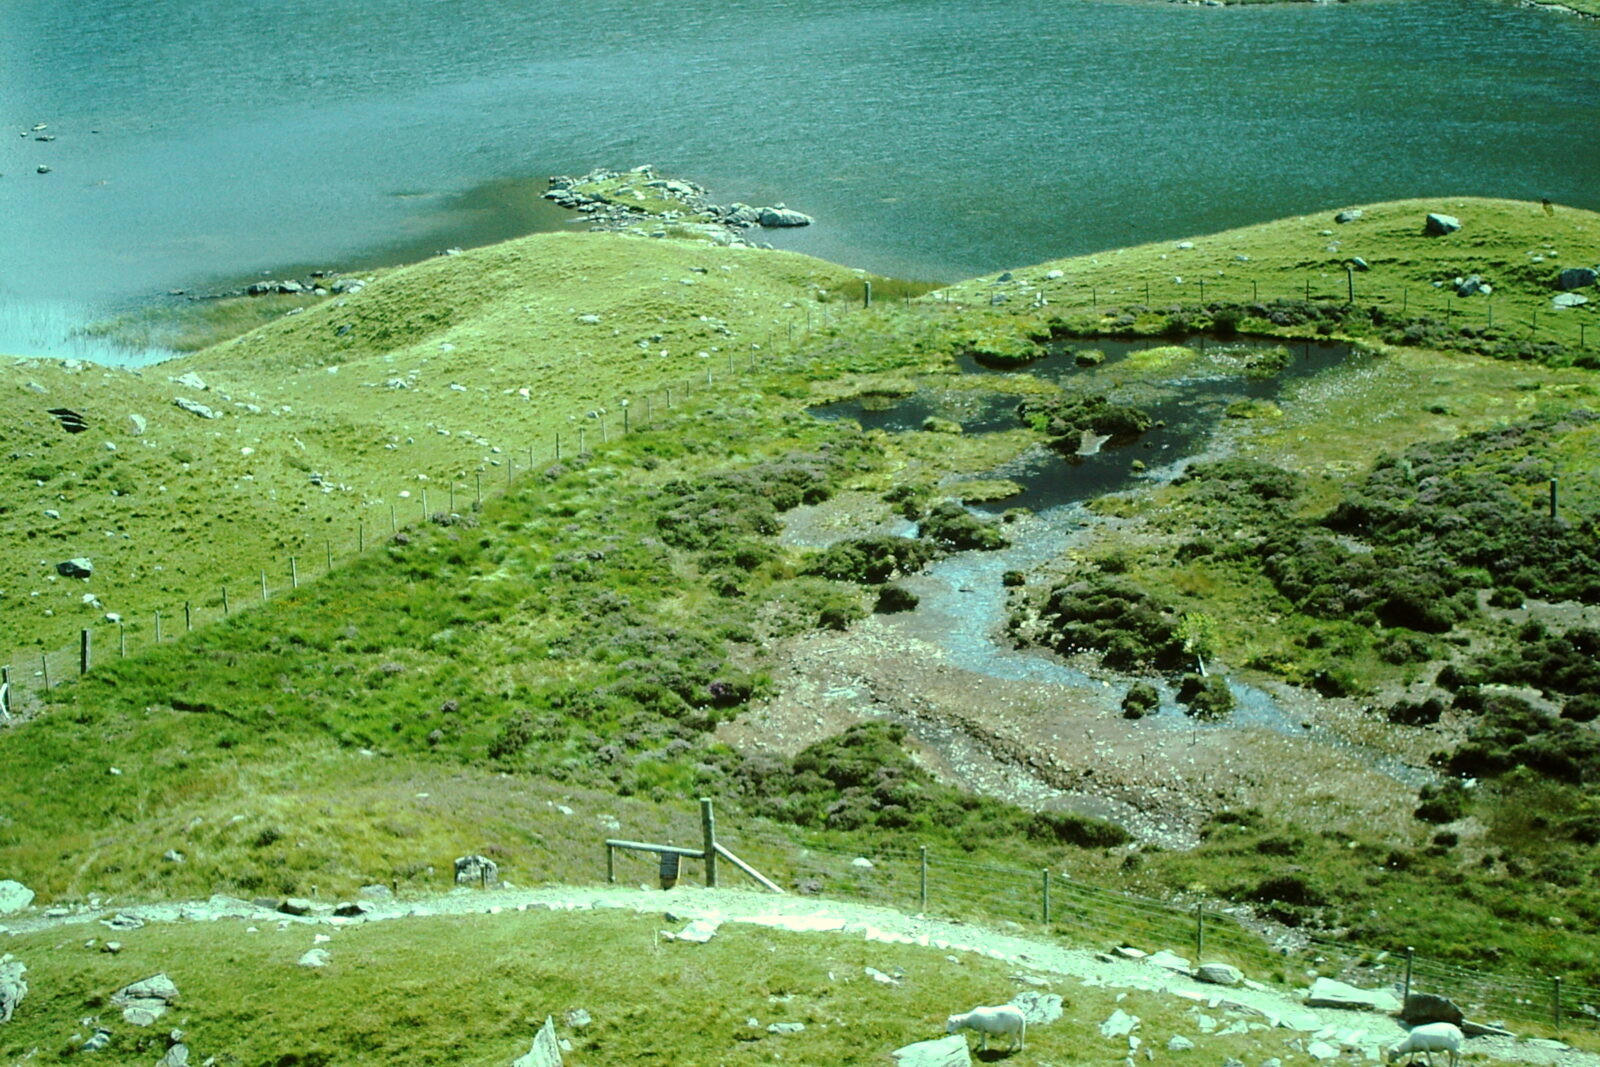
[48,407,88,432]
[55,558,92,579]
[358,883,394,900]
[1168,1035,1196,1051]
[1334,209,1364,224]
[758,205,813,228]
[1552,292,1589,309]
[1196,962,1244,986]
[1304,976,1400,1013]
[891,1034,972,1067]
[158,1043,190,1067]
[113,973,179,1025]
[0,881,35,914]
[172,372,207,392]
[0,956,26,1024]
[1424,213,1461,236]
[1011,990,1064,1025]
[173,396,219,419]
[1402,992,1464,1026]
[1349,256,1370,272]
[297,948,330,968]
[1557,267,1597,291]
[512,1015,563,1067]
[1146,949,1192,973]
[333,900,371,918]
[1454,274,1487,297]
[454,854,499,887]
[1100,1008,1140,1037]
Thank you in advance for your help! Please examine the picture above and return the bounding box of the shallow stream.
[812,336,1433,789]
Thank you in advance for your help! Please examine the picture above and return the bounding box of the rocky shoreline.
[542,164,815,248]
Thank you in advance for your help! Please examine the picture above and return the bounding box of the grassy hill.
[3,198,1600,1052]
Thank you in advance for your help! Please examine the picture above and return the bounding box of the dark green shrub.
[874,584,919,613]
[805,536,936,584]
[1027,810,1131,848]
[1415,779,1472,823]
[1121,682,1160,719]
[1563,694,1600,723]
[919,501,1007,550]
[1178,673,1233,720]
[1036,577,1186,670]
[1387,697,1444,727]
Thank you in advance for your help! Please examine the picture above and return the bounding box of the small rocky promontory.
[543,164,814,246]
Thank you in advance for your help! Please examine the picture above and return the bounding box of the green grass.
[6,197,1600,1038]
[0,900,1335,1066]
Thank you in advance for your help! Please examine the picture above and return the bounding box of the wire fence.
[691,821,1600,1037]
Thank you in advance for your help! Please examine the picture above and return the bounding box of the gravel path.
[7,884,1594,1067]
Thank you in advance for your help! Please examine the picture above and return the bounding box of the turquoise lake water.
[1,0,1596,360]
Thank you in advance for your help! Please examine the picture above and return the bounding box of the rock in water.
[1424,212,1461,235]
[758,205,813,227]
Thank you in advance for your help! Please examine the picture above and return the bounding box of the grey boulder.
[891,1034,971,1067]
[0,881,34,914]
[1556,267,1597,291]
[56,558,93,579]
[758,205,813,227]
[1424,213,1461,235]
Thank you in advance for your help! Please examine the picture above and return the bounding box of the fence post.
[359,521,365,553]
[578,428,586,452]
[1553,975,1563,1032]
[701,797,717,888]
[622,401,630,434]
[41,654,48,691]
[421,489,428,519]
[1550,477,1559,521]
[390,504,397,531]
[475,473,482,508]
[919,846,928,911]
[79,629,90,675]
[1042,868,1051,924]
[185,601,192,631]
[222,586,229,616]
[606,843,615,884]
[119,624,125,658]
[1403,946,1414,1003]
[0,666,8,716]
[290,555,298,589]
[1195,902,1205,960]
[261,569,268,601]
[155,610,162,644]
[1346,265,1354,305]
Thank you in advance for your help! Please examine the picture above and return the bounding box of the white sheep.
[946,1004,1027,1052]
[1384,1022,1464,1067]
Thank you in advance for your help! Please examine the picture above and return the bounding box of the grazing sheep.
[1385,1022,1464,1067]
[946,1004,1027,1052]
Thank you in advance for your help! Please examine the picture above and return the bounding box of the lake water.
[2,0,1597,361]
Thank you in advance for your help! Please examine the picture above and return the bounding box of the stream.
[810,335,1433,790]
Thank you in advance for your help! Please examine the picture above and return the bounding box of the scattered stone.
[158,1043,190,1067]
[298,947,331,968]
[891,1034,972,1067]
[1552,292,1588,309]
[113,973,179,1025]
[668,918,721,943]
[851,857,874,869]
[278,897,314,916]
[173,396,219,419]
[1195,962,1244,986]
[1146,950,1191,973]
[1112,946,1147,960]
[1557,267,1597,290]
[0,956,25,1023]
[767,1022,806,1034]
[454,854,499,887]
[1424,213,1461,235]
[866,966,900,985]
[1168,1035,1195,1051]
[1401,992,1464,1026]
[1349,256,1370,272]
[1460,1020,1516,1038]
[512,1015,563,1067]
[162,849,184,864]
[83,1027,112,1051]
[56,558,93,579]
[171,372,207,391]
[1011,990,1064,1025]
[1307,1040,1340,1060]
[102,941,121,954]
[1454,274,1488,296]
[0,882,34,914]
[102,913,145,930]
[1334,209,1364,223]
[1101,1009,1140,1038]
[333,901,371,918]
[1304,976,1400,1013]
[564,1008,591,1030]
